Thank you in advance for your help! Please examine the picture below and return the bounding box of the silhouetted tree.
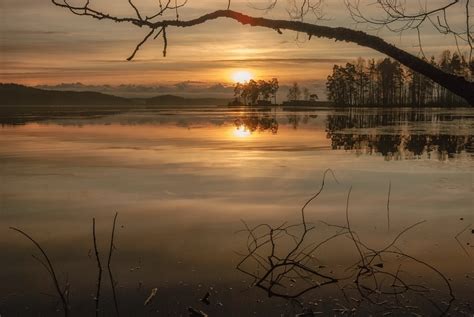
[354,58,369,105]
[269,78,279,104]
[233,78,280,105]
[287,82,302,101]
[327,51,472,106]
[302,87,310,101]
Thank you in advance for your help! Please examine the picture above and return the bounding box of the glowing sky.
[0,0,469,87]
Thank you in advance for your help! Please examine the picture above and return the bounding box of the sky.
[0,0,471,97]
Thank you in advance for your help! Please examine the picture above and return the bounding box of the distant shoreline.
[1,84,470,108]
[0,83,230,107]
[225,103,470,109]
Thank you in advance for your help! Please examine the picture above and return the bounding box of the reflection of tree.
[405,134,427,156]
[286,114,314,130]
[234,113,279,134]
[375,135,402,157]
[233,111,318,134]
[286,114,301,130]
[326,110,473,160]
[431,135,471,157]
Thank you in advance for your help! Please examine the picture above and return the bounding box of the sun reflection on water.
[232,126,252,139]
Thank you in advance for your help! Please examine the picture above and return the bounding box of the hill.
[0,83,229,106]
[0,83,131,106]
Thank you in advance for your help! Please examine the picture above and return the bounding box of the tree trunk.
[154,10,474,105]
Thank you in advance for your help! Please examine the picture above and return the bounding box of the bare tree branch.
[50,1,474,104]
[344,0,473,59]
[107,212,120,317]
[10,227,69,317]
[127,28,156,61]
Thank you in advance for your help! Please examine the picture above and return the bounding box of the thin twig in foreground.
[10,227,69,317]
[107,212,120,317]
[454,223,472,257]
[387,180,391,232]
[92,218,103,316]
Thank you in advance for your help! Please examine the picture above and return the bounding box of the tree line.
[232,79,321,106]
[286,82,319,102]
[233,78,279,105]
[326,51,474,107]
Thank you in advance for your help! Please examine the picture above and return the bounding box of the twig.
[126,28,155,61]
[387,180,391,232]
[236,173,455,315]
[454,223,472,257]
[9,227,69,317]
[107,212,120,317]
[345,186,365,267]
[92,218,102,316]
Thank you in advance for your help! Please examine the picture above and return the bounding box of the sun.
[231,70,254,83]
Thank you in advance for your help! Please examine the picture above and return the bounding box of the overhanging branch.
[51,2,474,105]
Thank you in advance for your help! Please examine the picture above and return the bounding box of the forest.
[326,50,473,107]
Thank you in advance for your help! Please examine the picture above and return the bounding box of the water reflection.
[0,106,472,315]
[1,106,473,162]
[325,110,473,160]
[226,108,473,160]
[237,170,456,315]
[233,113,279,135]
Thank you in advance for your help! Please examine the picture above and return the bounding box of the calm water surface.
[0,106,473,316]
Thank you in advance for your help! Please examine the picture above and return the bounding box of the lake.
[0,106,473,316]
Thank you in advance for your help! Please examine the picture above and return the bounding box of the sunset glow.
[1,0,472,315]
[231,70,254,83]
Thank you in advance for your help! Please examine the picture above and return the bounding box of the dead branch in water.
[236,171,455,315]
[9,227,69,317]
[92,218,102,316]
[387,180,391,232]
[236,169,340,299]
[10,213,123,315]
[107,212,120,317]
[454,223,472,257]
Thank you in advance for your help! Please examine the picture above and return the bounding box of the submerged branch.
[107,212,120,317]
[236,171,455,315]
[92,218,103,317]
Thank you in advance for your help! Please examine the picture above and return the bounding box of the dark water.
[0,106,473,316]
